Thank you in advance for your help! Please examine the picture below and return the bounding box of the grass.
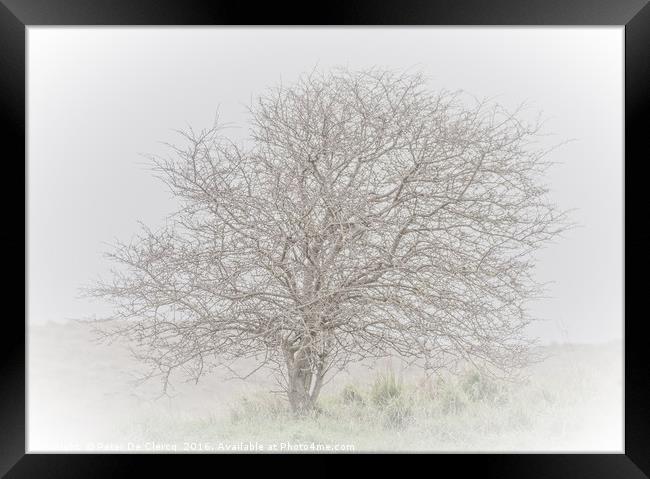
[118,365,619,452]
[28,322,623,452]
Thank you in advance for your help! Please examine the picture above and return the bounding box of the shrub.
[439,386,467,414]
[459,369,507,404]
[415,376,437,401]
[382,400,413,429]
[370,370,404,407]
[229,393,287,423]
[341,384,365,405]
[461,371,492,401]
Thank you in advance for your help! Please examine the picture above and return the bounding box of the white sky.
[27,27,623,344]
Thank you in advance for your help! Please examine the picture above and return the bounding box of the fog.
[26,27,624,453]
[27,27,623,345]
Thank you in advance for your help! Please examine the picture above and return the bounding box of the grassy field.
[28,321,622,452]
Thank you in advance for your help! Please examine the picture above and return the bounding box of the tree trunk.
[287,366,314,414]
[284,344,326,415]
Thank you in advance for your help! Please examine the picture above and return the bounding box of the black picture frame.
[2,0,648,476]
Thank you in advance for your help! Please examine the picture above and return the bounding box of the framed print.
[2,0,648,476]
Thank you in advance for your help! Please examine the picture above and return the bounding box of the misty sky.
[27,27,623,344]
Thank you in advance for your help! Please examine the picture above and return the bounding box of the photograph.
[25,26,624,454]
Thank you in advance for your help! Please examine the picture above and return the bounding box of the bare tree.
[87,68,567,414]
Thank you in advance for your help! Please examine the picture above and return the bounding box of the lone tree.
[89,68,567,414]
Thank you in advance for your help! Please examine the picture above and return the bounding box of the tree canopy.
[89,68,567,412]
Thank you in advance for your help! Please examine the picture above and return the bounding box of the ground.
[28,321,622,452]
